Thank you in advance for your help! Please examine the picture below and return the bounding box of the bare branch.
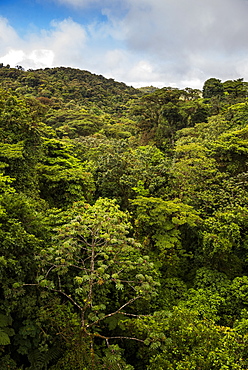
[58,274,62,291]
[108,335,144,343]
[50,288,83,312]
[93,332,144,344]
[44,265,56,278]
[86,296,141,329]
[121,312,152,318]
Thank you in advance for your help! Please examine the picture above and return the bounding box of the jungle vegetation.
[0,65,248,369]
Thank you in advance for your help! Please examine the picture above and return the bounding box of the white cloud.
[28,50,55,67]
[0,17,87,69]
[96,0,248,87]
[104,49,126,70]
[100,51,164,87]
[26,18,87,67]
[1,1,248,88]
[0,17,20,48]
[83,0,248,87]
[0,50,25,66]
[126,60,162,86]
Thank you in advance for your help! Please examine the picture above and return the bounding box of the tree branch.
[23,283,83,312]
[93,332,144,343]
[86,295,141,329]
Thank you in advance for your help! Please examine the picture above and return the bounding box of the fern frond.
[28,344,63,370]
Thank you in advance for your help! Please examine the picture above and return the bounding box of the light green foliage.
[132,196,200,248]
[130,308,247,369]
[0,142,24,160]
[35,198,158,367]
[39,198,158,305]
[100,116,136,139]
[46,107,106,138]
[37,138,95,207]
[201,210,246,267]
[0,173,15,195]
[131,196,201,274]
[171,142,224,208]
[182,268,231,322]
[225,101,248,127]
[209,126,248,175]
[131,145,169,197]
[175,115,232,144]
[171,111,248,213]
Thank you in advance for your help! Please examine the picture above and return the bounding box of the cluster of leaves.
[0,65,248,369]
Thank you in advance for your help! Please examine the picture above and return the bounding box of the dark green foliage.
[27,345,63,370]
[0,89,44,195]
[0,66,141,114]
[223,78,247,100]
[202,78,224,99]
[0,68,248,368]
[0,314,14,346]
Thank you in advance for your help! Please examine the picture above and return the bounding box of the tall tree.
[27,198,158,368]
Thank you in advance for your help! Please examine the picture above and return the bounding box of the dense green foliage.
[0,65,248,368]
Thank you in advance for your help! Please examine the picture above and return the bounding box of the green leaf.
[0,330,10,345]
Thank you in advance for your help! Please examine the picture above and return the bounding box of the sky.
[1,0,248,89]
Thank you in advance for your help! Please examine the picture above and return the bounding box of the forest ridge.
[0,65,248,369]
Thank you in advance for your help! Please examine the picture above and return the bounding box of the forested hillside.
[0,66,248,369]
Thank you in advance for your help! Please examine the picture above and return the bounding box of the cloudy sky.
[1,0,248,89]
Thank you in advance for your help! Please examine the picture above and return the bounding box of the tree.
[0,89,44,195]
[210,126,248,176]
[131,196,201,277]
[202,78,224,99]
[27,198,158,368]
[75,136,170,208]
[37,138,95,208]
[136,307,248,369]
[0,191,49,369]
[169,142,225,212]
[223,79,246,101]
[131,88,184,147]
